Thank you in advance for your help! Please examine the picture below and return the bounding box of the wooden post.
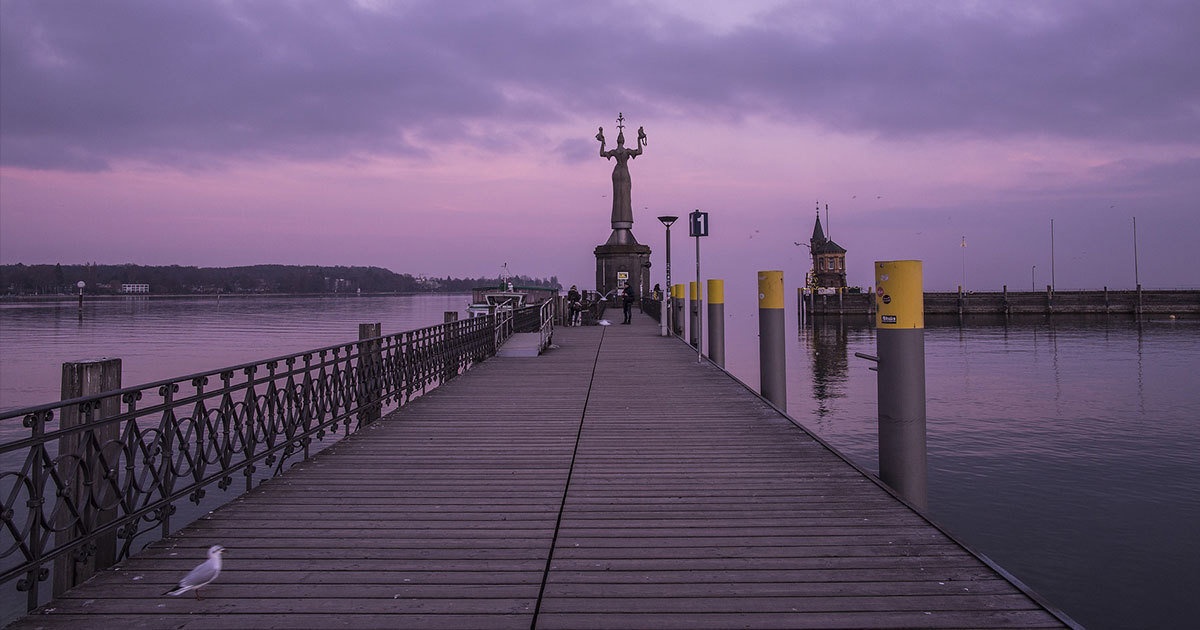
[357,324,382,425]
[55,358,122,597]
[444,311,460,381]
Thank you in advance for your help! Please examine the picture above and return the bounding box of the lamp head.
[657,215,679,227]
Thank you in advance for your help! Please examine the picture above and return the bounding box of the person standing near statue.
[621,283,636,324]
[596,113,647,230]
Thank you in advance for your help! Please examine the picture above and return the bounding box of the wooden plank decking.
[8,314,1071,629]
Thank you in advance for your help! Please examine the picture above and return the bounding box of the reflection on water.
[803,317,860,420]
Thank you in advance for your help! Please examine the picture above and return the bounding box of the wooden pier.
[8,315,1073,629]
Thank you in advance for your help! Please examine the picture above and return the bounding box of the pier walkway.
[9,315,1070,629]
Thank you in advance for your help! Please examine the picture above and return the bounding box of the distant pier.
[804,288,1199,318]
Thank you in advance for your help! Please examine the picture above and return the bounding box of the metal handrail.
[0,315,498,610]
[536,299,556,351]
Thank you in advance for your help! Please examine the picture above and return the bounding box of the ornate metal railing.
[0,315,498,611]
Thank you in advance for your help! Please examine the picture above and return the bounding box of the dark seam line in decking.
[529,326,606,629]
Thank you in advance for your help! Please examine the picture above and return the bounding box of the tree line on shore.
[1,263,560,296]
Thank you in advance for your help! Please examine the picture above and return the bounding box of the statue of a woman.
[597,122,645,229]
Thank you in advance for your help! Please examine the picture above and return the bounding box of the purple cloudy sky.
[2,0,1197,292]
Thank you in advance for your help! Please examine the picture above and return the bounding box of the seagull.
[164,545,225,599]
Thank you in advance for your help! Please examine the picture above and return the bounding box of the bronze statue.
[596,113,646,229]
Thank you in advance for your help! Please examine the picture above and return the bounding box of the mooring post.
[689,281,702,349]
[672,284,685,336]
[55,358,122,597]
[758,270,786,410]
[357,323,383,424]
[707,279,725,368]
[874,260,928,509]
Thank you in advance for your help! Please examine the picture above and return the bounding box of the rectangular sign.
[881,314,897,324]
[689,211,709,237]
[616,271,629,280]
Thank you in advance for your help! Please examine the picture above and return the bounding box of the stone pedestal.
[595,240,651,301]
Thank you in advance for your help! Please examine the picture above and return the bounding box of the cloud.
[1,0,1197,172]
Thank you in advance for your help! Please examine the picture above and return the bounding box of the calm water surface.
[0,294,469,412]
[722,312,1200,630]
[2,295,1198,628]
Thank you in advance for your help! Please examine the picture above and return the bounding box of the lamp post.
[960,235,966,292]
[657,215,678,337]
[1031,265,1036,292]
[1132,216,1140,289]
[1050,218,1055,291]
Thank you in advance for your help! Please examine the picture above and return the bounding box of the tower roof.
[816,238,847,254]
[810,212,826,244]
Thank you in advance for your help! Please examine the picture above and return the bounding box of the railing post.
[874,260,928,509]
[357,324,382,425]
[55,358,122,597]
[707,279,725,368]
[758,271,786,410]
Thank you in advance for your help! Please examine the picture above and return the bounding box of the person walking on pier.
[567,285,581,326]
[621,283,636,324]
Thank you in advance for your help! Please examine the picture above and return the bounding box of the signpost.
[689,210,709,362]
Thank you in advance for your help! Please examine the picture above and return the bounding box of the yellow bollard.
[707,279,725,368]
[757,270,786,409]
[874,260,927,509]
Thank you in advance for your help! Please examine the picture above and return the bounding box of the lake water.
[2,294,1198,628]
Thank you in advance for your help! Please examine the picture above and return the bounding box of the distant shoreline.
[0,291,472,303]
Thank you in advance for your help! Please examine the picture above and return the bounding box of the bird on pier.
[164,545,225,599]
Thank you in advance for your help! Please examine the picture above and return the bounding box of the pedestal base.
[595,242,651,301]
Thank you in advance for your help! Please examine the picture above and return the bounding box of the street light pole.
[657,215,678,337]
[1031,265,1036,292]
[960,235,966,292]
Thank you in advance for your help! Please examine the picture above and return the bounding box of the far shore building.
[120,283,150,294]
[809,212,847,290]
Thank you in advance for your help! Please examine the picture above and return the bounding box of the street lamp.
[657,215,678,337]
[1031,265,1036,292]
